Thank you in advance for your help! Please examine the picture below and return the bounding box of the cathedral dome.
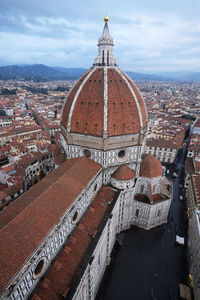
[61,17,147,151]
[140,154,163,178]
[61,68,147,137]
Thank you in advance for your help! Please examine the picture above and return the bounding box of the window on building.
[135,209,139,217]
[94,183,98,192]
[157,209,161,217]
[117,149,128,162]
[107,50,109,65]
[84,149,91,157]
[118,150,125,158]
[33,258,46,279]
[102,50,104,65]
[98,253,101,266]
[72,211,79,223]
[141,185,144,193]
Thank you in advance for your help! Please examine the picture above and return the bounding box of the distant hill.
[0,64,87,81]
[1,64,198,81]
[154,71,200,81]
[52,67,87,79]
[126,71,173,81]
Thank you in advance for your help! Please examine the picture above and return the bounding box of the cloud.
[0,0,200,72]
[0,31,96,66]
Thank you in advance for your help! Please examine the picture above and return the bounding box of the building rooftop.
[140,154,163,178]
[0,157,101,294]
[31,186,116,300]
[61,69,147,138]
[192,174,200,208]
[111,165,136,180]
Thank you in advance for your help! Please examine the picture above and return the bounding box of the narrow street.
[96,144,189,300]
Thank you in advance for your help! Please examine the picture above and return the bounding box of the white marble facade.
[2,172,103,300]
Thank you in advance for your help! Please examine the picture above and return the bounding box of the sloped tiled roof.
[31,186,116,300]
[0,157,101,294]
[140,154,163,178]
[111,165,136,180]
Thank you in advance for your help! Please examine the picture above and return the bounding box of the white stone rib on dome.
[115,68,143,128]
[66,67,97,133]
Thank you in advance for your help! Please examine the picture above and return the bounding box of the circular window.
[33,257,46,279]
[72,211,79,223]
[83,149,91,158]
[94,184,98,192]
[118,150,125,158]
[117,150,128,162]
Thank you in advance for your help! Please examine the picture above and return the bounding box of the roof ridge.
[0,158,96,231]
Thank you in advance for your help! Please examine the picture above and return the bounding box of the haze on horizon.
[0,0,200,73]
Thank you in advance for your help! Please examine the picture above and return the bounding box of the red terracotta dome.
[111,165,136,180]
[61,67,147,137]
[140,154,163,178]
[61,17,148,153]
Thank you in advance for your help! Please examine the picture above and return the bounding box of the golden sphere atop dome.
[104,14,109,23]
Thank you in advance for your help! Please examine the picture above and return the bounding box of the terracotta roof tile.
[146,137,183,149]
[70,69,104,136]
[107,69,142,136]
[185,157,195,174]
[61,67,147,137]
[194,159,200,174]
[61,70,91,129]
[192,175,200,207]
[123,71,147,127]
[135,193,166,204]
[31,186,116,300]
[140,154,163,178]
[0,157,101,294]
[111,165,136,180]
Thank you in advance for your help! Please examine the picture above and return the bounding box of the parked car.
[172,172,178,178]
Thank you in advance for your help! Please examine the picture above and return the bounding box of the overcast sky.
[1,0,200,73]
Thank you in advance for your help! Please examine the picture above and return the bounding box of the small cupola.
[111,165,136,190]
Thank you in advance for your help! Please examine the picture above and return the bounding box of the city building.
[186,162,200,299]
[188,209,200,300]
